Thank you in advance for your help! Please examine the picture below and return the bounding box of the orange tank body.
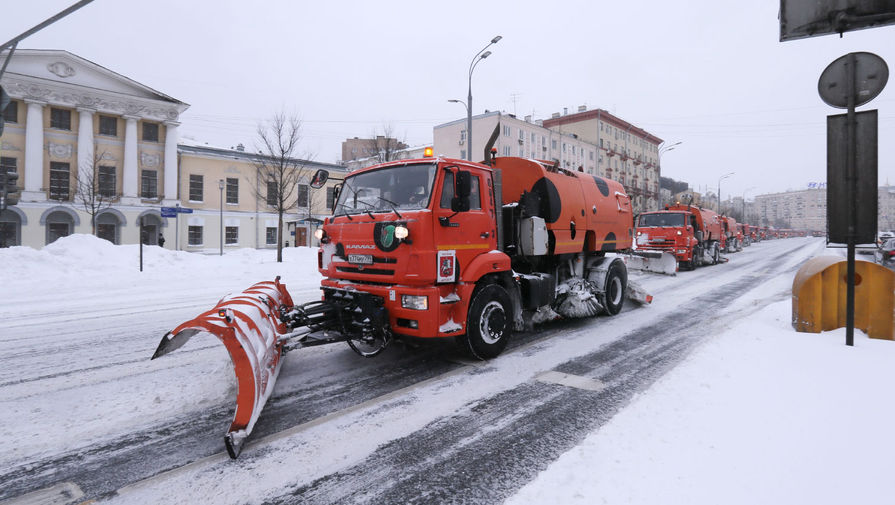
[493,157,633,255]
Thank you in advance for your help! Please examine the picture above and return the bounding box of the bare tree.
[72,144,115,236]
[252,112,314,262]
[366,123,407,164]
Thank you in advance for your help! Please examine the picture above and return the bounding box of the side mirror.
[451,170,471,213]
[310,169,329,189]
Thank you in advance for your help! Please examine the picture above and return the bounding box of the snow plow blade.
[623,251,678,275]
[152,279,294,458]
[626,279,654,305]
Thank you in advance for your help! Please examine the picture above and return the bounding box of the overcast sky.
[5,0,894,198]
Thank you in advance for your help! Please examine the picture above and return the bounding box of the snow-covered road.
[0,236,834,504]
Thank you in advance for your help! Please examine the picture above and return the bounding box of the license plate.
[348,254,373,265]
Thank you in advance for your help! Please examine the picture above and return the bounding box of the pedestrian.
[158,233,166,247]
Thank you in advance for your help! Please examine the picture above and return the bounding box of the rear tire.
[601,260,627,315]
[459,283,512,360]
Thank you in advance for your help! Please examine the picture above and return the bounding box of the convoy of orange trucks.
[151,131,806,457]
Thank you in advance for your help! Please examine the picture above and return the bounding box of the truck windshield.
[638,213,686,227]
[334,162,438,215]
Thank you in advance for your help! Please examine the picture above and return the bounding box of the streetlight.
[218,179,224,256]
[659,140,681,156]
[718,172,734,213]
[742,186,757,223]
[461,35,501,161]
[656,140,682,210]
[448,98,469,156]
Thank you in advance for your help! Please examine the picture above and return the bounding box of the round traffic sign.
[818,52,888,109]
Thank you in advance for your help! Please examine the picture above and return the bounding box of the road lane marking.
[0,482,85,505]
[536,370,606,392]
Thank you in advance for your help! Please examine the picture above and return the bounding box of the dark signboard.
[826,110,878,244]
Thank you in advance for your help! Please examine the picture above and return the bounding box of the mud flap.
[151,279,294,458]
[623,251,678,275]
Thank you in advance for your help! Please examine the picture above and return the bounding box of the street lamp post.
[218,179,224,256]
[656,141,681,210]
[742,186,757,223]
[718,172,734,213]
[459,35,501,161]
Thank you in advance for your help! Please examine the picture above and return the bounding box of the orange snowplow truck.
[153,138,635,457]
[635,204,725,270]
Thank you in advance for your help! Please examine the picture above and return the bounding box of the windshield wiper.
[334,203,353,220]
[376,196,402,219]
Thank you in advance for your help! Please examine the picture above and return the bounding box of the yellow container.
[792,256,895,340]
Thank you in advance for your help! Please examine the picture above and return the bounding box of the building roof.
[542,108,663,145]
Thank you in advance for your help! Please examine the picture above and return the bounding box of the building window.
[266,180,277,206]
[265,227,277,245]
[503,125,511,137]
[142,122,159,142]
[49,162,70,200]
[551,139,557,150]
[297,183,309,208]
[98,115,118,136]
[326,186,335,209]
[188,226,203,246]
[98,165,116,197]
[226,178,238,204]
[225,226,239,245]
[503,146,510,156]
[2,101,17,124]
[1,157,16,176]
[50,108,71,130]
[141,170,158,198]
[189,174,203,201]
[460,130,467,142]
[460,149,466,160]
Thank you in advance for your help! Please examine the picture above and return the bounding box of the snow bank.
[507,299,895,505]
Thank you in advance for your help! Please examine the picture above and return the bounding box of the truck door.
[434,167,495,284]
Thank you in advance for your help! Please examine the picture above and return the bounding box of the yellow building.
[0,49,343,250]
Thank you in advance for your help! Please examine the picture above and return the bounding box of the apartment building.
[754,188,827,231]
[433,107,662,213]
[543,108,663,213]
[0,49,343,250]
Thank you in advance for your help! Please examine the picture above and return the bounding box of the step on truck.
[151,133,642,457]
[635,204,725,270]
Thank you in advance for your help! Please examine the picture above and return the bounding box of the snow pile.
[507,299,895,505]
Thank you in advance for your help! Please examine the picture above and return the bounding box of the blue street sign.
[178,207,193,214]
[161,207,177,217]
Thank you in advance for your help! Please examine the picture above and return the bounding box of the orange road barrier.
[792,256,895,340]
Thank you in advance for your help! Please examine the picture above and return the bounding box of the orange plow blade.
[151,279,294,458]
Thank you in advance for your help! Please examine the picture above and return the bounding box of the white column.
[77,107,95,177]
[23,100,46,201]
[122,115,139,204]
[163,121,179,204]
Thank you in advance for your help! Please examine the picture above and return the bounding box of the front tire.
[459,283,512,360]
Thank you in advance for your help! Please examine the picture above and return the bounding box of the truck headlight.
[314,229,324,240]
[401,294,428,310]
[395,225,409,240]
[676,230,682,235]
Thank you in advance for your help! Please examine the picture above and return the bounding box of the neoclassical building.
[0,50,343,250]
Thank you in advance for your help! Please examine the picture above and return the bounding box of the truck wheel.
[602,260,627,315]
[460,283,512,360]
